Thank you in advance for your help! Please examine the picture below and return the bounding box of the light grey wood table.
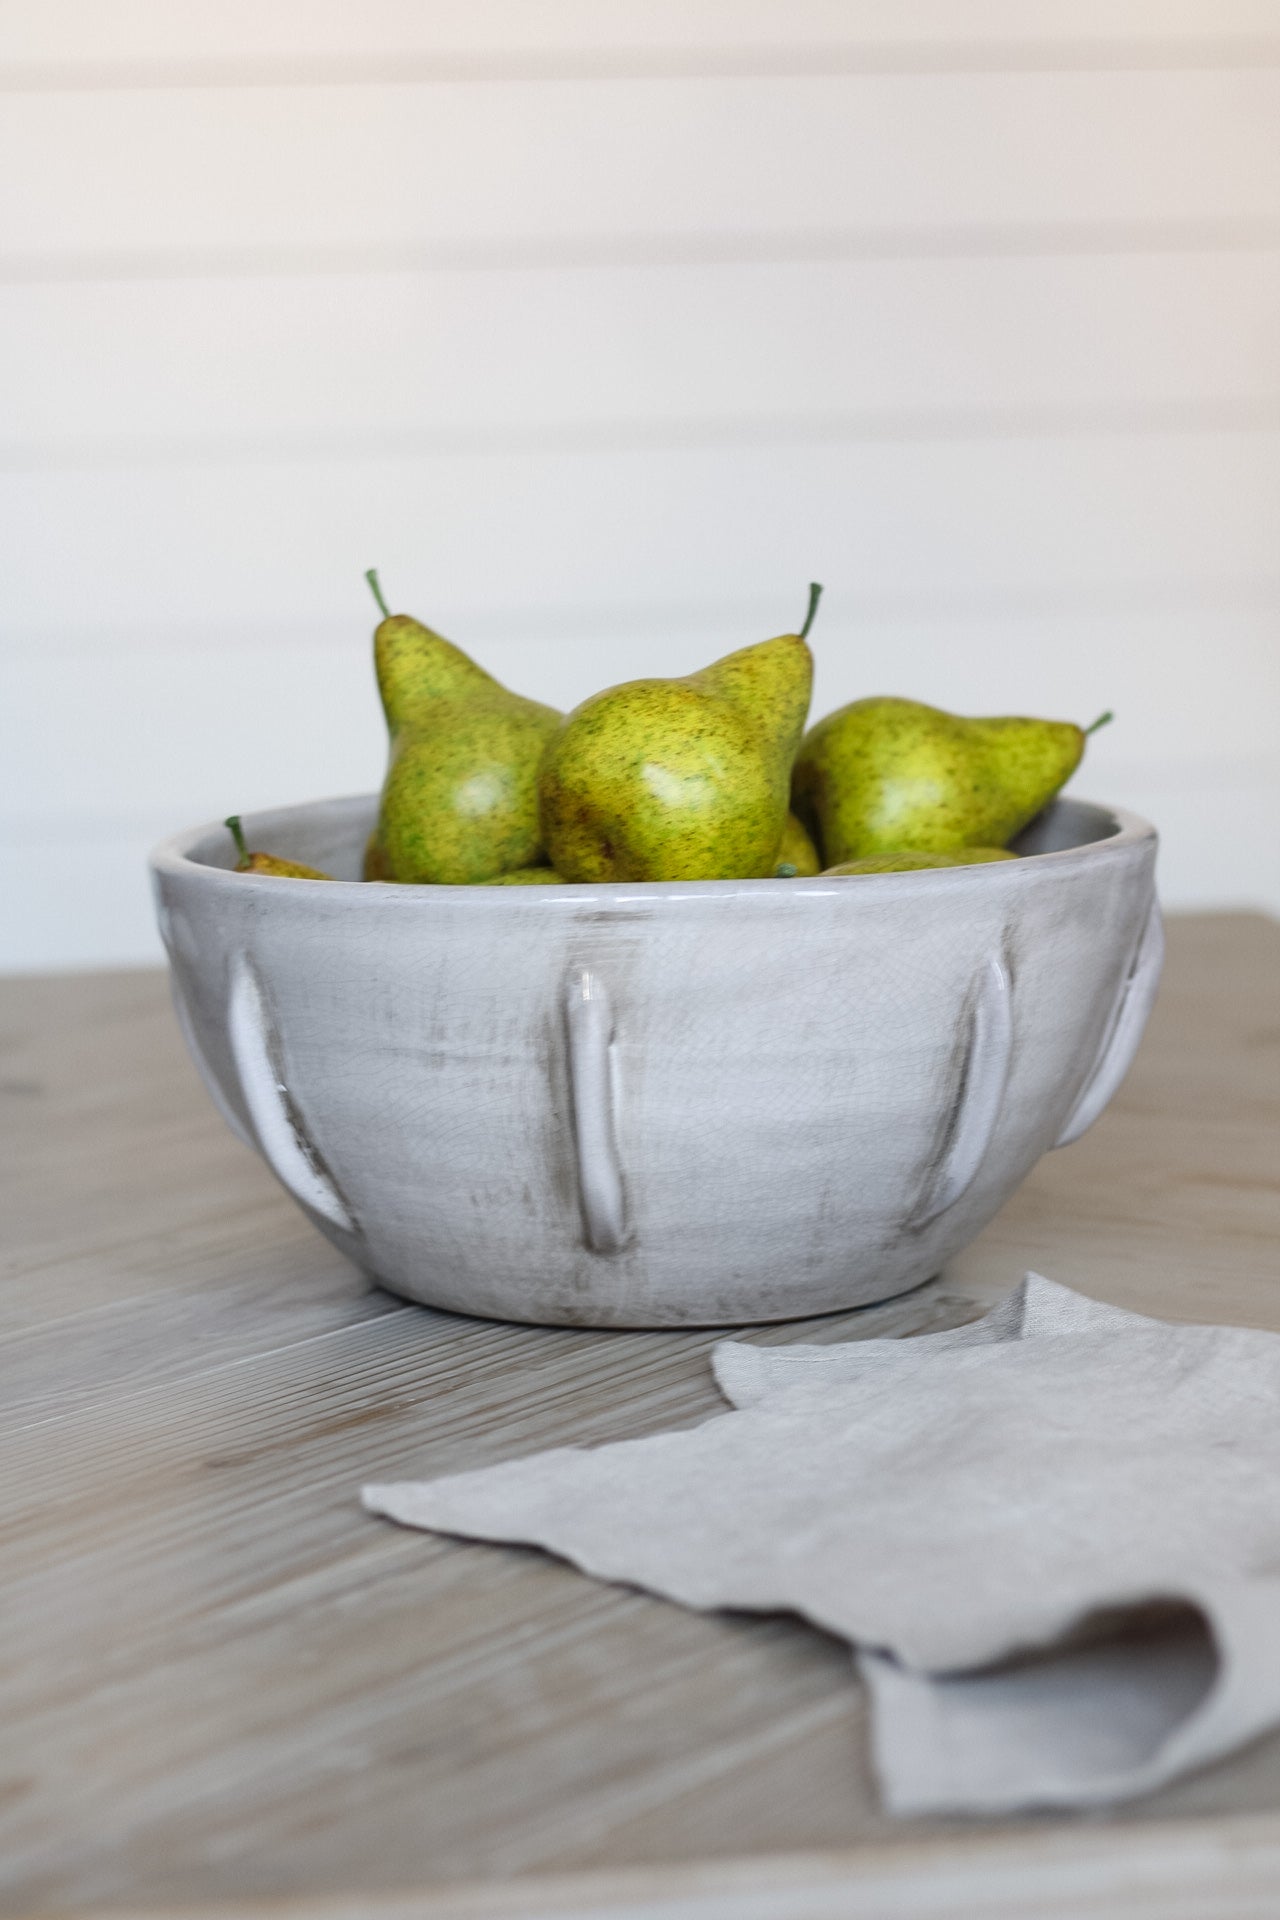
[3,914,1278,1919]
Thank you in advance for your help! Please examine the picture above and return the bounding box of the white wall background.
[3,0,1279,970]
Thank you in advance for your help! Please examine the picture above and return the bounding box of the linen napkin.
[363,1276,1280,1813]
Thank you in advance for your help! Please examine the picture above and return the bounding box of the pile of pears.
[229,572,1110,886]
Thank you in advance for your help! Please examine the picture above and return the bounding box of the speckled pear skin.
[362,831,395,882]
[539,631,813,883]
[239,852,334,880]
[824,847,1016,875]
[774,811,821,876]
[480,866,565,885]
[794,697,1086,864]
[374,613,562,885]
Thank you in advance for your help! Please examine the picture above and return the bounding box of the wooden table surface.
[3,912,1278,1919]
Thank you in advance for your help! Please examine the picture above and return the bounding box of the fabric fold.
[363,1275,1280,1812]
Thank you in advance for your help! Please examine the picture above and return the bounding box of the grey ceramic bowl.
[150,794,1160,1327]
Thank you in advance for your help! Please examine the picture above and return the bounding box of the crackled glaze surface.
[150,793,1159,1326]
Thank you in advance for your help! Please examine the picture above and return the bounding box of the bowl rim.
[150,791,1157,905]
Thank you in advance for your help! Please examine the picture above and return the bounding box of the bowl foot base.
[361,1263,940,1331]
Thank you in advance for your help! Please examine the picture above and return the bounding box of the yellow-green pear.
[225,816,332,880]
[362,831,395,881]
[368,570,561,885]
[540,586,820,883]
[773,811,821,877]
[793,697,1111,864]
[824,848,1015,876]
[479,866,565,885]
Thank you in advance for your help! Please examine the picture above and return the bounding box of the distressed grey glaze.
[908,950,1013,1229]
[150,794,1159,1327]
[1054,893,1165,1147]
[564,969,629,1255]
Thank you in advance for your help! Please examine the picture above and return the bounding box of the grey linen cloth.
[363,1276,1280,1813]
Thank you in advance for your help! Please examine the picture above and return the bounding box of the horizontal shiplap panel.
[5,252,1280,457]
[5,434,1279,635]
[4,72,1280,270]
[4,1,1280,73]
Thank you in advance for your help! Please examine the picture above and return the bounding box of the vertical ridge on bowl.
[150,794,1159,1327]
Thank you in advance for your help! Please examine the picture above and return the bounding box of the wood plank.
[0,914,1277,1909]
[7,253,1280,459]
[4,71,1280,268]
[69,1812,1280,1917]
[0,969,388,1339]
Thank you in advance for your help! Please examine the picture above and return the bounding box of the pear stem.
[225,815,250,868]
[365,568,391,620]
[1084,710,1114,737]
[799,581,823,640]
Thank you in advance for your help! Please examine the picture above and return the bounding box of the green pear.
[824,848,1015,876]
[479,866,565,885]
[793,697,1111,863]
[540,586,820,883]
[368,570,562,885]
[225,816,332,880]
[773,811,821,877]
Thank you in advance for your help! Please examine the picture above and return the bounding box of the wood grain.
[69,1814,1280,1917]
[1,912,1277,1913]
